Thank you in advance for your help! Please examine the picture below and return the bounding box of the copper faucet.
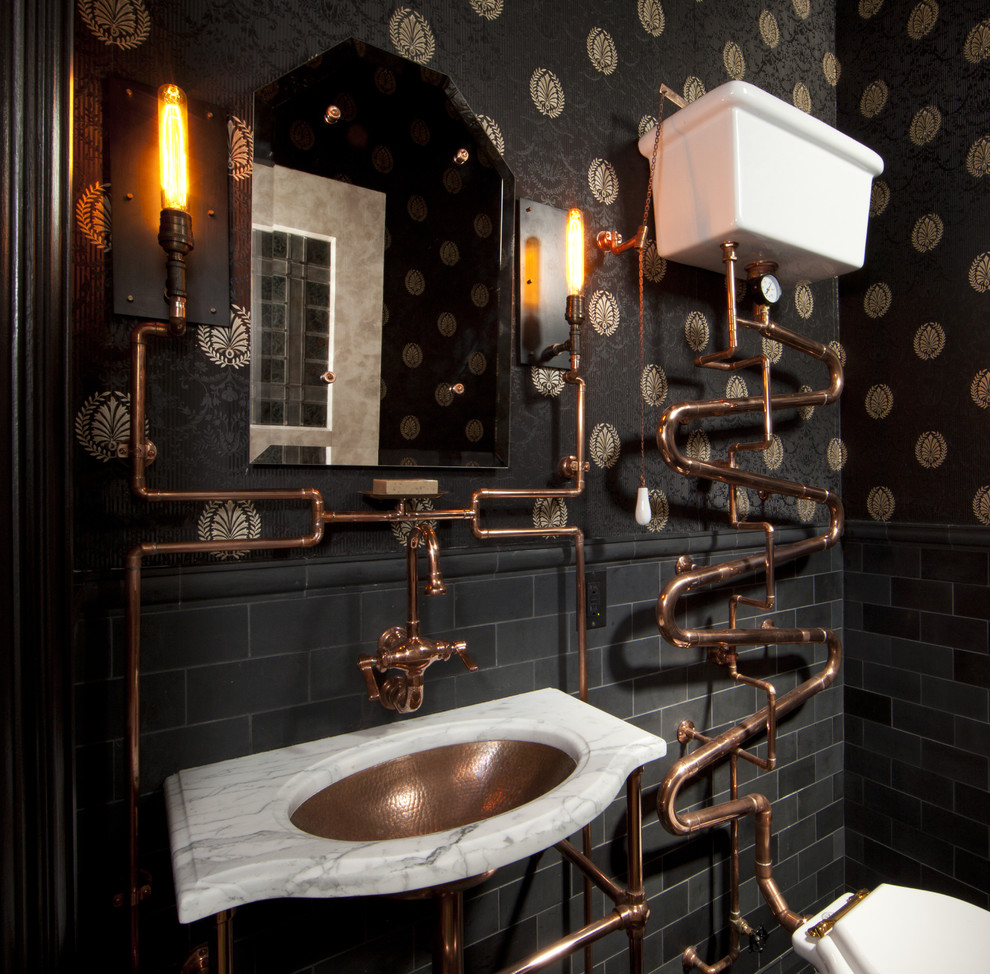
[358,524,477,713]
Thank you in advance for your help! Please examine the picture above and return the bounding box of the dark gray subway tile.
[888,637,954,678]
[845,686,891,726]
[921,547,988,585]
[953,714,990,759]
[453,575,534,627]
[844,627,892,663]
[496,613,567,666]
[843,570,890,606]
[606,562,663,605]
[920,611,988,652]
[954,781,990,825]
[814,570,842,604]
[861,661,921,702]
[954,649,990,689]
[954,582,990,622]
[251,695,367,752]
[861,542,921,578]
[862,603,920,641]
[891,576,952,614]
[921,739,989,790]
[862,779,921,829]
[862,721,921,766]
[139,603,250,671]
[921,803,989,859]
[140,669,186,733]
[890,760,954,811]
[891,700,949,741]
[952,853,990,908]
[452,659,535,708]
[251,591,362,653]
[922,676,988,723]
[186,653,310,723]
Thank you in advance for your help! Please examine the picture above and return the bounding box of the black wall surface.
[71,2,851,972]
[834,0,990,933]
[836,1,990,525]
[72,0,844,568]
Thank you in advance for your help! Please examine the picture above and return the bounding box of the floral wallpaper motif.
[837,2,990,525]
[73,0,842,570]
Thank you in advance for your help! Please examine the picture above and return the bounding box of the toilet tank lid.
[642,80,883,177]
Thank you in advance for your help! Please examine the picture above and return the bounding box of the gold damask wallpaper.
[836,1,989,526]
[73,0,847,571]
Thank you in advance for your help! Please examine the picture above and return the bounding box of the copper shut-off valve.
[358,628,476,714]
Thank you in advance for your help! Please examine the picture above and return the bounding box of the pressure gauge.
[748,273,782,307]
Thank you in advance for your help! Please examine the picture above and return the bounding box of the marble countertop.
[164,688,667,923]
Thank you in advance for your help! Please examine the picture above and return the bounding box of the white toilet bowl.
[792,884,990,974]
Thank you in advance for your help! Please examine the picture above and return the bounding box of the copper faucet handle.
[356,655,382,701]
[451,641,477,672]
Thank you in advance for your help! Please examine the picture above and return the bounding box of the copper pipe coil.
[654,245,845,963]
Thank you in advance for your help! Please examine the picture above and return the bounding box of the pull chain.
[635,86,673,526]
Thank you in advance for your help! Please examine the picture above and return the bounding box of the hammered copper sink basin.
[164,689,668,924]
[290,739,577,842]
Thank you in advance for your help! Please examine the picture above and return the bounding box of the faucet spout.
[411,523,446,600]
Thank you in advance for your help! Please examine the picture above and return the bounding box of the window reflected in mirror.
[250,39,513,467]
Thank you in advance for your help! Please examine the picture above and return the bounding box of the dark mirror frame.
[250,39,514,468]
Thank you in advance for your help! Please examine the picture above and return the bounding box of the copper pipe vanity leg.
[625,767,647,974]
[435,890,464,974]
[214,909,235,974]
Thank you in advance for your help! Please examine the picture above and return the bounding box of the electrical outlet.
[586,571,607,629]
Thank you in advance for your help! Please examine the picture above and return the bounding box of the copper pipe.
[436,890,463,974]
[123,311,601,970]
[625,767,646,974]
[496,912,628,974]
[496,770,648,974]
[556,839,627,904]
[695,242,740,368]
[215,909,234,974]
[655,245,845,962]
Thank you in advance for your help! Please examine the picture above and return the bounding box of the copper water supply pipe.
[654,244,845,967]
[123,314,609,972]
[496,768,648,974]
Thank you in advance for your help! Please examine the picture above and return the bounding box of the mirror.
[250,39,514,467]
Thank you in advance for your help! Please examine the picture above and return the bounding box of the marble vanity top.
[164,689,667,923]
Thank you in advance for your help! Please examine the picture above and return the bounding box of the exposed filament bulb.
[158,84,188,212]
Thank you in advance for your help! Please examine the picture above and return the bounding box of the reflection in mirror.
[250,39,513,467]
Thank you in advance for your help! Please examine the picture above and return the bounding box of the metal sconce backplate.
[518,199,571,370]
[106,77,229,325]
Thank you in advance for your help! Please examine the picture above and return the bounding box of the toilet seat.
[792,884,990,974]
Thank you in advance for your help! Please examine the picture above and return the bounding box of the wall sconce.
[518,199,585,368]
[107,77,228,326]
